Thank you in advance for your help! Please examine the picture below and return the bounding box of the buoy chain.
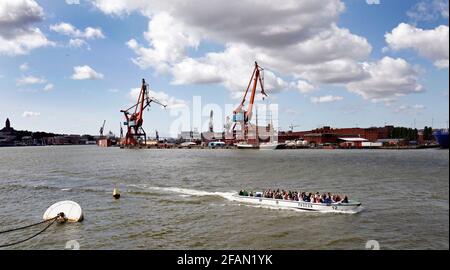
[0,212,64,248]
[0,217,55,234]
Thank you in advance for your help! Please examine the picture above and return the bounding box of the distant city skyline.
[0,0,448,137]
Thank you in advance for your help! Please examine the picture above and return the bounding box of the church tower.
[5,118,10,129]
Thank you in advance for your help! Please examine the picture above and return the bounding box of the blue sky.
[0,0,448,137]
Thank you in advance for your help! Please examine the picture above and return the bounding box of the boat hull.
[236,144,259,149]
[259,143,286,150]
[434,130,449,149]
[231,194,362,213]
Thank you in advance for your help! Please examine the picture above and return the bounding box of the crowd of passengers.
[238,189,349,204]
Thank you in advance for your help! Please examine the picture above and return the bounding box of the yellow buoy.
[113,187,121,199]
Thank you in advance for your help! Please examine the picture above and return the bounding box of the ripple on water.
[0,146,448,249]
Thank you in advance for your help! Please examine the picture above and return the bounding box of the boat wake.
[129,185,363,214]
[146,186,236,201]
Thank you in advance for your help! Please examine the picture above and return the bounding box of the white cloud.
[294,59,369,84]
[123,3,372,87]
[170,44,290,98]
[50,22,103,50]
[92,0,142,16]
[93,0,345,44]
[394,104,426,114]
[407,0,449,23]
[69,38,89,49]
[0,0,54,55]
[347,57,424,102]
[16,75,46,86]
[50,22,105,39]
[310,95,343,104]
[386,23,449,69]
[0,27,53,56]
[170,57,222,85]
[0,0,43,35]
[93,0,426,103]
[296,80,317,94]
[50,22,77,36]
[71,65,104,80]
[19,63,29,71]
[261,24,372,84]
[281,24,371,65]
[43,83,54,91]
[126,12,201,72]
[22,111,40,117]
[129,88,187,109]
[83,27,105,39]
[16,74,54,92]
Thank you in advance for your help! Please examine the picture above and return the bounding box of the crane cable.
[0,213,65,248]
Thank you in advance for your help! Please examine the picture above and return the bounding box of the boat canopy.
[338,137,368,142]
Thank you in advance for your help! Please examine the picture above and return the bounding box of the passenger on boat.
[302,192,310,202]
[246,189,351,204]
[342,195,349,203]
[299,192,304,202]
[323,194,332,204]
[314,192,320,203]
[239,190,250,196]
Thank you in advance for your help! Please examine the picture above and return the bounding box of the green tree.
[423,126,434,141]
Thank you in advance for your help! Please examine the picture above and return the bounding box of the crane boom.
[99,120,106,136]
[232,62,267,142]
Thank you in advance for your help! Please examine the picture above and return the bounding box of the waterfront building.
[0,118,17,147]
[278,126,395,145]
[179,129,201,142]
[337,137,369,148]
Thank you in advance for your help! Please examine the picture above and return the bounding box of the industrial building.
[178,130,202,142]
[278,126,394,146]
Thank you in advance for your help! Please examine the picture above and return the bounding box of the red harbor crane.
[120,79,166,146]
[232,62,267,142]
[99,120,106,137]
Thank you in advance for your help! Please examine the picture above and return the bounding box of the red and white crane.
[231,62,267,142]
[120,79,166,146]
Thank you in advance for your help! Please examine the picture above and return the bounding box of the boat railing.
[237,193,360,206]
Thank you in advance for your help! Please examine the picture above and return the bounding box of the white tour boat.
[231,193,362,213]
[236,142,259,149]
[259,141,285,150]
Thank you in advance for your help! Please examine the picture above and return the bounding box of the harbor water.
[0,146,448,249]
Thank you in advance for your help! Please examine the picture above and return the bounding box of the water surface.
[0,146,448,250]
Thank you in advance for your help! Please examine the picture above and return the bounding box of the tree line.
[389,127,418,141]
[388,126,434,141]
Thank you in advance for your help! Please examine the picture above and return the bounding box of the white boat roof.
[338,137,368,142]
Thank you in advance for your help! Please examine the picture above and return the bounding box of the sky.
[0,0,448,137]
